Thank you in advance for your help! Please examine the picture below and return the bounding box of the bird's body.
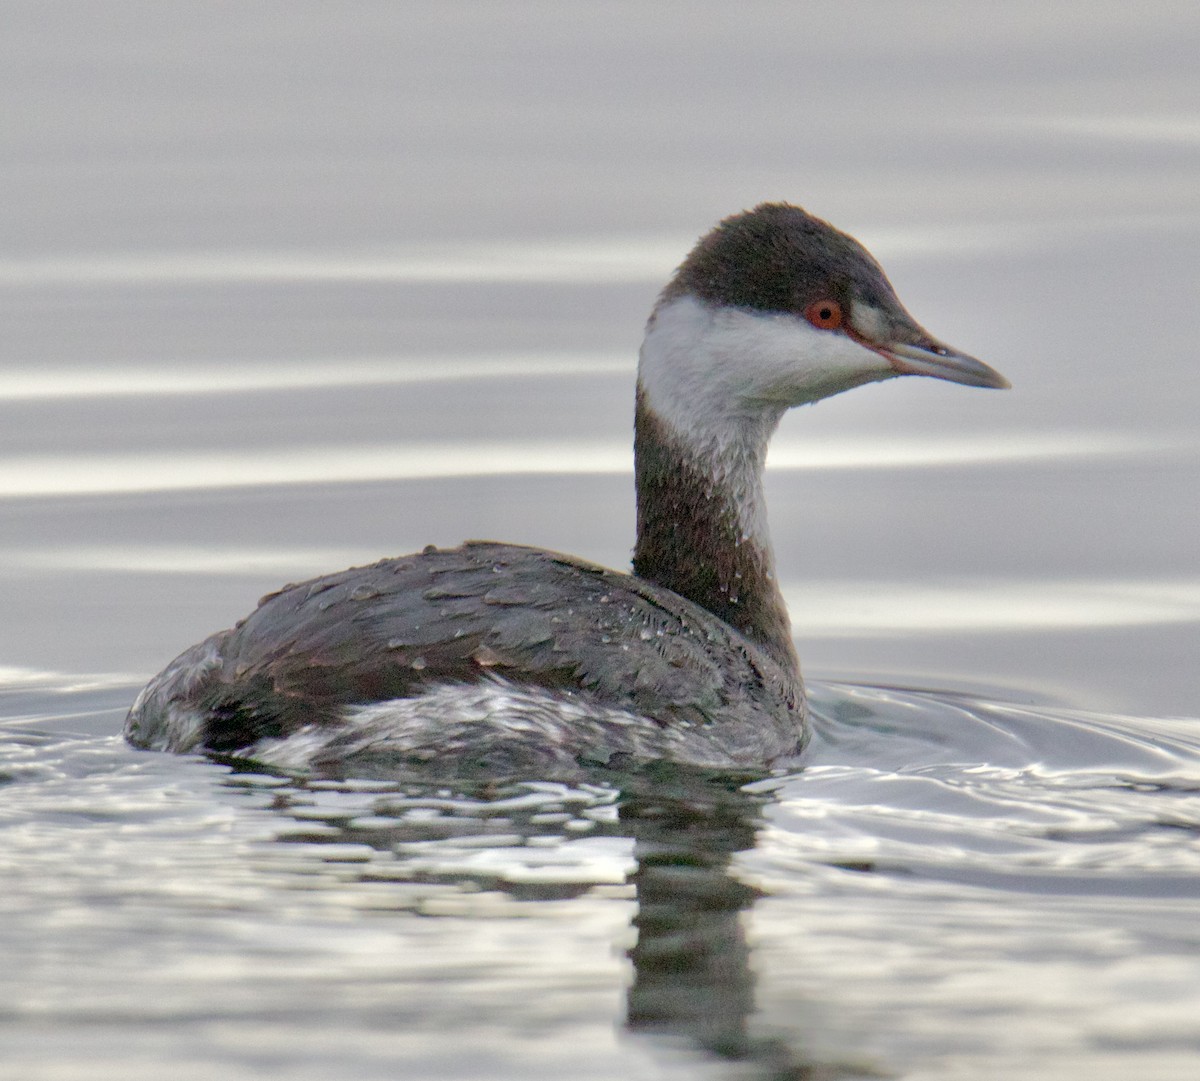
[126,203,1007,775]
[128,542,803,774]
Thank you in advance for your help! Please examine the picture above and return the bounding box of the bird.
[124,203,1008,776]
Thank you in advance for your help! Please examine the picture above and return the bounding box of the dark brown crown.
[660,202,907,320]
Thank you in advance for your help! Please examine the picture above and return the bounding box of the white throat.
[638,294,894,441]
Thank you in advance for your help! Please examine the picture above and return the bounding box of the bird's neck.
[632,385,798,675]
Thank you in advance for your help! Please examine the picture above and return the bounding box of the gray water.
[2,3,1199,1078]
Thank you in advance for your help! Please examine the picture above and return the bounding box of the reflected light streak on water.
[3,545,375,577]
[0,354,633,401]
[1023,114,1200,145]
[2,211,1197,293]
[0,238,683,287]
[785,578,1200,636]
[0,432,1184,498]
[5,540,1199,637]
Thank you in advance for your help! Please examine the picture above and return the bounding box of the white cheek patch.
[638,295,894,444]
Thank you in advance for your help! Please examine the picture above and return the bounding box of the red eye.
[804,299,843,330]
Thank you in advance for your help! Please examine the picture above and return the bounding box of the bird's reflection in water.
[619,775,877,1079]
[232,762,874,1080]
[620,778,762,1059]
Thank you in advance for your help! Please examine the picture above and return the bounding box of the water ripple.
[4,677,1199,1079]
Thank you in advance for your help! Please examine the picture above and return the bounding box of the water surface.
[4,677,1198,1080]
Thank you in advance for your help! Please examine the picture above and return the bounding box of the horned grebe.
[125,203,1008,775]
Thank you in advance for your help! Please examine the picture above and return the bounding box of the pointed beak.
[883,339,1010,389]
[846,302,1009,390]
